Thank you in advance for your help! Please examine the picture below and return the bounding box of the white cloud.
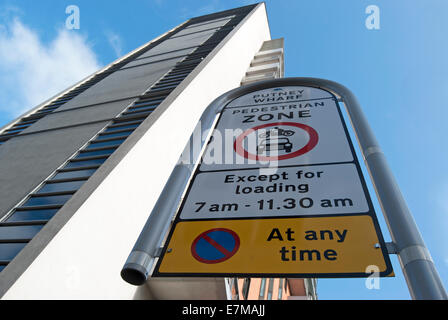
[0,18,102,116]
[105,31,123,58]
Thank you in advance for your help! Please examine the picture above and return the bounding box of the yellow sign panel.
[156,215,393,277]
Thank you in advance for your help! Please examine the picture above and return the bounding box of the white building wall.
[2,4,270,299]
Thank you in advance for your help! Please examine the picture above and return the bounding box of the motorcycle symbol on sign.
[257,127,295,154]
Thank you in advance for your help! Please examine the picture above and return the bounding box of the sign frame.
[152,84,393,278]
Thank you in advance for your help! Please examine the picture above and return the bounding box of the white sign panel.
[225,86,333,107]
[199,92,353,171]
[180,163,369,220]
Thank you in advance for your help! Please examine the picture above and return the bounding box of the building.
[0,3,317,300]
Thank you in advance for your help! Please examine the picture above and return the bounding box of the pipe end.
[120,251,154,286]
[121,263,148,286]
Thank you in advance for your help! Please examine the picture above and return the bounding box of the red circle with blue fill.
[191,228,240,264]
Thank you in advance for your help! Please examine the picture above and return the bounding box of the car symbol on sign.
[258,127,295,138]
[257,137,293,154]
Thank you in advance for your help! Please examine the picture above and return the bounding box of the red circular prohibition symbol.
[233,122,319,161]
[191,228,240,264]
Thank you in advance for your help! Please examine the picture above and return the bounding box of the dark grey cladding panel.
[21,98,136,135]
[0,122,109,218]
[57,58,177,110]
[123,47,195,69]
[175,17,233,36]
[184,16,234,31]
[137,28,216,59]
[50,24,218,111]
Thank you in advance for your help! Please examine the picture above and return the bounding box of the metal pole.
[120,107,217,285]
[121,77,447,300]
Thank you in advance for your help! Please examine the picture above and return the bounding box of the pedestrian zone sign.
[154,84,393,278]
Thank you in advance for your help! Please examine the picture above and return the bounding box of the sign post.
[122,78,447,300]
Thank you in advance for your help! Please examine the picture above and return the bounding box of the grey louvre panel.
[64,157,108,169]
[102,124,140,133]
[75,149,116,159]
[21,98,136,135]
[36,180,87,194]
[168,27,219,40]
[57,61,176,110]
[85,138,126,150]
[0,243,27,261]
[96,130,135,140]
[6,209,58,223]
[125,47,196,68]
[184,15,235,29]
[136,30,216,59]
[50,169,97,181]
[0,225,45,241]
[181,16,234,32]
[0,122,110,218]
[22,194,73,207]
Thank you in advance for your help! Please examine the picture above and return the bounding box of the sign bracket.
[385,242,398,255]
[154,247,164,258]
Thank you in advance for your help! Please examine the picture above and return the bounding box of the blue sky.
[0,0,447,300]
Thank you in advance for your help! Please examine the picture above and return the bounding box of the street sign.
[180,164,369,220]
[154,85,393,278]
[199,94,353,171]
[158,216,388,276]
